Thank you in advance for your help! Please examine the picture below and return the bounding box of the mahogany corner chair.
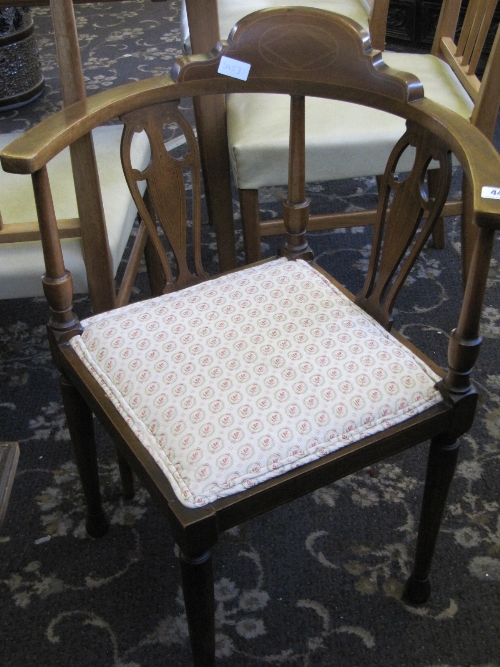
[3,8,500,666]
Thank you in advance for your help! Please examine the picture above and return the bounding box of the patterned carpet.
[1,2,500,666]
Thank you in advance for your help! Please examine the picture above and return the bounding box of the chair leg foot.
[402,573,431,605]
[180,549,216,667]
[86,511,109,538]
[404,434,459,604]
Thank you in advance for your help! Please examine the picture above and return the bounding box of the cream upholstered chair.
[182,0,500,273]
[0,0,151,311]
[0,127,149,303]
[4,8,500,666]
[181,0,388,52]
[180,0,389,271]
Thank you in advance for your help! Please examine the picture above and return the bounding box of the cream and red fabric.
[70,259,443,508]
[0,126,150,299]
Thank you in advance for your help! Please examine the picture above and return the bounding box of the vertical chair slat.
[468,0,498,73]
[456,0,484,57]
[281,95,312,260]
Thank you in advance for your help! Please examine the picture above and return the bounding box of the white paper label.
[218,56,251,81]
[481,186,500,199]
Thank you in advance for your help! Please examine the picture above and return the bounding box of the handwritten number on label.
[218,56,251,82]
[482,186,500,200]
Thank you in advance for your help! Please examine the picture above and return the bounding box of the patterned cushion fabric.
[70,259,443,508]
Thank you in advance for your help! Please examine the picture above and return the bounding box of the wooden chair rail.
[0,218,80,243]
[258,199,463,236]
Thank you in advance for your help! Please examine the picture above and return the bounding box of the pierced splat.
[355,121,452,329]
[120,101,208,292]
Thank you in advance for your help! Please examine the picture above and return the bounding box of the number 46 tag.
[482,186,500,199]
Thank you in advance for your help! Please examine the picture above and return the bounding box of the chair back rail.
[50,0,116,309]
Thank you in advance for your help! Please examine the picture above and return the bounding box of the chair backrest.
[3,8,500,394]
[432,0,500,140]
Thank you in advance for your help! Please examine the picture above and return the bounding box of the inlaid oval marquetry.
[259,25,338,71]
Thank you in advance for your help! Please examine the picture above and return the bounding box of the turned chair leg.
[403,433,460,604]
[59,374,109,538]
[180,549,216,667]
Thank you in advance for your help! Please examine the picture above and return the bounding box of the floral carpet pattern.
[0,2,499,666]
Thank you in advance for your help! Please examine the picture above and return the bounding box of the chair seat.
[181,0,372,52]
[70,258,443,508]
[0,125,150,299]
[227,51,474,189]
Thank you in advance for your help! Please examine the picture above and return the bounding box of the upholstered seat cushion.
[0,125,150,299]
[70,258,443,508]
[227,50,473,189]
[181,0,372,52]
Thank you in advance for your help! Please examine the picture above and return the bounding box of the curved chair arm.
[0,76,173,175]
[3,8,500,235]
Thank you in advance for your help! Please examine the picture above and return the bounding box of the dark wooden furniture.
[387,0,500,49]
[0,442,19,527]
[3,8,500,665]
[0,7,44,110]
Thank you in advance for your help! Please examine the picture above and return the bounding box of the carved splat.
[120,101,208,293]
[355,121,452,329]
